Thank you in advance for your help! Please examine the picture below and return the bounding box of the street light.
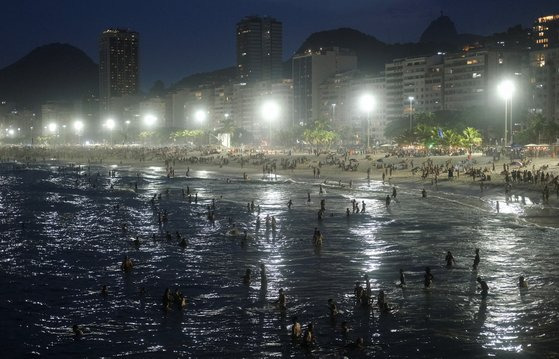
[143,114,157,127]
[408,96,415,131]
[48,122,58,134]
[498,80,515,146]
[105,118,116,131]
[73,120,84,144]
[261,100,280,147]
[331,103,336,123]
[194,110,207,124]
[105,118,116,145]
[358,94,375,150]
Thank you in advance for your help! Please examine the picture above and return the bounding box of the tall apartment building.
[384,59,404,124]
[533,14,559,49]
[236,16,283,83]
[99,29,139,112]
[529,48,559,121]
[292,47,357,125]
[385,55,443,123]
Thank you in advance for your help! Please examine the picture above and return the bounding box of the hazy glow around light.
[195,110,207,123]
[105,118,116,130]
[261,100,280,121]
[73,120,84,131]
[144,114,157,127]
[359,94,375,113]
[48,122,57,133]
[498,80,515,100]
[8,129,14,136]
[408,96,415,101]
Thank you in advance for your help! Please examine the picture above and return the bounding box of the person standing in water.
[424,267,434,288]
[477,276,489,296]
[445,251,456,267]
[473,248,480,269]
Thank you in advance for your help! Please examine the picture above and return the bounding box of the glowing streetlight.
[498,80,515,146]
[194,110,207,123]
[105,118,116,131]
[261,100,280,146]
[73,120,84,144]
[143,114,157,127]
[408,96,415,131]
[359,94,375,149]
[48,122,58,134]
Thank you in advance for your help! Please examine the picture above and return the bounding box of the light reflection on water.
[0,163,558,358]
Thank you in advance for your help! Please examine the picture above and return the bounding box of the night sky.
[1,0,557,90]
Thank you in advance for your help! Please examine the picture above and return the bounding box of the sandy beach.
[2,145,557,206]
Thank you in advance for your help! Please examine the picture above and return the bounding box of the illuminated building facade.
[529,48,559,122]
[99,29,139,111]
[292,47,357,125]
[533,14,559,49]
[236,16,283,83]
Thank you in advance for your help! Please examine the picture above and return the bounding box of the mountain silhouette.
[0,43,98,110]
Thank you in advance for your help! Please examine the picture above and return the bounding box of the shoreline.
[2,146,558,218]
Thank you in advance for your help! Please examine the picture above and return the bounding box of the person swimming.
[243,268,251,285]
[72,324,83,336]
[422,188,427,198]
[424,267,434,288]
[302,323,315,347]
[276,289,287,310]
[341,321,349,336]
[377,290,386,308]
[260,263,267,287]
[328,298,338,316]
[477,276,489,296]
[354,282,364,300]
[473,248,480,269]
[179,236,187,247]
[399,269,406,286]
[121,255,133,272]
[445,251,456,267]
[385,195,391,207]
[518,276,528,288]
[345,337,364,350]
[287,199,293,209]
[365,274,371,298]
[291,316,302,340]
[101,285,108,296]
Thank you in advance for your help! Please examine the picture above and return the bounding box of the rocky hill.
[0,43,98,109]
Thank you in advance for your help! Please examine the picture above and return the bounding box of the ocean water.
[0,163,558,358]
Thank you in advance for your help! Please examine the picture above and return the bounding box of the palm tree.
[461,127,482,152]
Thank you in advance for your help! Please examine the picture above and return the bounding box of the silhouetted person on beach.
[473,248,480,269]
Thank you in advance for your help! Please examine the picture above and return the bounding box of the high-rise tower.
[236,16,282,83]
[99,29,139,109]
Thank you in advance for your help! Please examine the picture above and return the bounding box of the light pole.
[331,103,336,123]
[105,118,116,145]
[359,94,375,150]
[194,109,208,145]
[408,96,414,131]
[125,120,131,144]
[73,120,84,145]
[498,80,515,146]
[261,100,280,148]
